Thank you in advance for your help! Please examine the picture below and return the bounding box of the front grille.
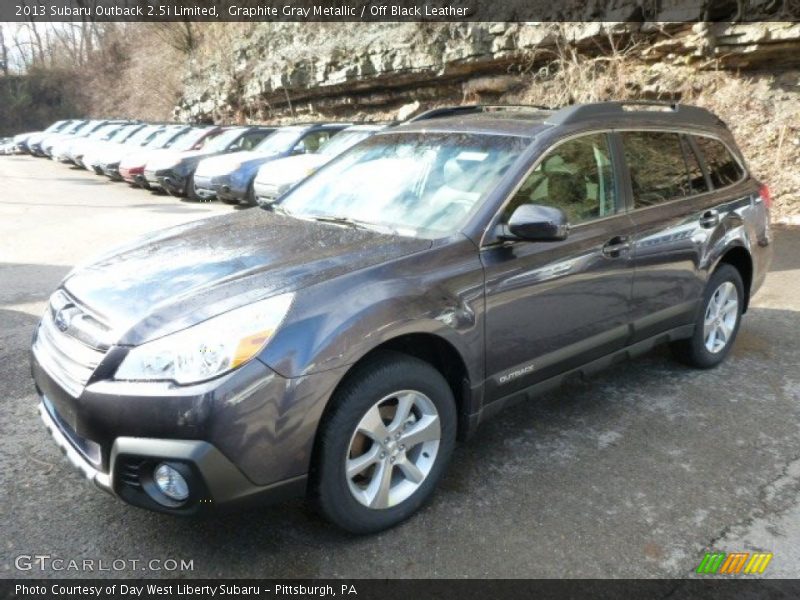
[32,290,111,398]
[43,396,102,467]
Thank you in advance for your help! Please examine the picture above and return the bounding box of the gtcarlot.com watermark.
[14,554,194,573]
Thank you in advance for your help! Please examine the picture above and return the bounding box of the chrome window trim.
[479,126,749,247]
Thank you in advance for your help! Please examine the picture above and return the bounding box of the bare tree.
[0,25,9,75]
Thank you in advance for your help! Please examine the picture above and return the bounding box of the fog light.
[154,463,189,501]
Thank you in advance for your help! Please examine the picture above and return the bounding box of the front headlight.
[114,293,293,384]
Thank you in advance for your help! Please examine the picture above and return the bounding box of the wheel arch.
[309,332,475,474]
[712,244,753,312]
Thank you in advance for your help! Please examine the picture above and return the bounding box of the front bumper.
[145,169,186,194]
[194,173,248,202]
[31,339,347,515]
[119,166,147,187]
[38,396,306,514]
[101,162,122,179]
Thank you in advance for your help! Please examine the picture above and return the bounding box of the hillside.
[171,22,799,223]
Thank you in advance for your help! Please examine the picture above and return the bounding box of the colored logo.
[696,552,773,575]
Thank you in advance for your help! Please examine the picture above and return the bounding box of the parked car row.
[11,117,392,207]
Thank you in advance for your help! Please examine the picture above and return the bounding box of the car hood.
[255,154,329,187]
[195,150,278,177]
[145,148,221,170]
[120,148,168,169]
[62,210,432,345]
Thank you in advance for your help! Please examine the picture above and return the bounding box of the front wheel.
[670,263,744,369]
[311,351,456,534]
[185,174,202,202]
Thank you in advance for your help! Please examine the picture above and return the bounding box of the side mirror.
[501,204,569,242]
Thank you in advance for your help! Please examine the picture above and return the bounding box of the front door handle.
[699,210,720,228]
[602,236,631,258]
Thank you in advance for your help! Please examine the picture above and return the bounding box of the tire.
[220,196,239,205]
[185,174,201,202]
[244,181,257,206]
[311,351,457,534]
[670,263,744,369]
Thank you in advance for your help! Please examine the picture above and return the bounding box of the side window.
[240,130,270,150]
[693,135,744,188]
[503,133,616,225]
[681,135,710,195]
[622,131,693,208]
[293,131,333,155]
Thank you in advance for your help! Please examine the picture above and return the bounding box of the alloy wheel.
[703,281,739,354]
[345,390,441,509]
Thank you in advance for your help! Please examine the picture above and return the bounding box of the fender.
[260,237,486,386]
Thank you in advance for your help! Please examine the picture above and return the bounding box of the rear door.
[621,130,747,341]
[481,132,637,401]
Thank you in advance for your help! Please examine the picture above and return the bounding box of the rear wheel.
[311,351,456,534]
[670,264,744,369]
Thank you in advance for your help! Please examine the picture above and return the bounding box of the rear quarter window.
[692,135,744,188]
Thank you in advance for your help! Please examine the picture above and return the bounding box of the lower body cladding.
[31,352,350,515]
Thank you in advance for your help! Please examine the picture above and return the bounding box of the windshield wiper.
[310,215,370,230]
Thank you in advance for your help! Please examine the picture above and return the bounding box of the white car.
[82,124,155,173]
[252,124,383,206]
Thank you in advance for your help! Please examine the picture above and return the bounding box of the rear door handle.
[699,210,720,228]
[602,236,631,258]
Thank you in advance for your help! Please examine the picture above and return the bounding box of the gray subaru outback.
[32,102,773,533]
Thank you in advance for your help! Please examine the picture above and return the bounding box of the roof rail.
[406,105,483,122]
[545,101,724,128]
[406,104,554,123]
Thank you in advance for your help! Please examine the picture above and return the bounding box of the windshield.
[89,124,120,140]
[46,121,67,132]
[108,125,138,142]
[126,125,161,146]
[173,127,213,151]
[146,127,183,148]
[279,132,529,238]
[319,129,377,157]
[202,128,245,152]
[65,121,89,134]
[254,128,302,155]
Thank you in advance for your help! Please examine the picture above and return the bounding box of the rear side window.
[693,135,744,188]
[622,131,696,208]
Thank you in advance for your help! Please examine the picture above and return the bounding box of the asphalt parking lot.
[1,155,799,579]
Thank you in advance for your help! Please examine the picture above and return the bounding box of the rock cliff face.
[175,21,800,219]
[175,22,800,122]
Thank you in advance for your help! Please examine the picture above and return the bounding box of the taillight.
[759,184,772,209]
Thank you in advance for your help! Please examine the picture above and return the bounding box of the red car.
[119,126,219,189]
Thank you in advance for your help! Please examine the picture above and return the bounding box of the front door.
[481,132,636,401]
